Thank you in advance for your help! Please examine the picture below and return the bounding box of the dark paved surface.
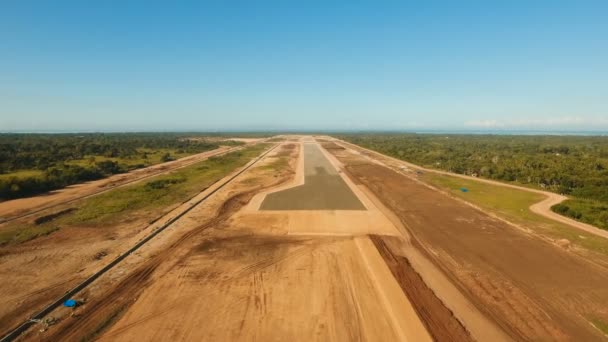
[260,144,366,210]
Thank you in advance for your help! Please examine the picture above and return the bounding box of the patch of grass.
[0,169,44,181]
[65,148,193,170]
[424,174,545,222]
[61,144,268,225]
[423,173,608,257]
[0,224,60,246]
[590,317,608,336]
[553,198,608,231]
[0,144,268,244]
[261,156,289,171]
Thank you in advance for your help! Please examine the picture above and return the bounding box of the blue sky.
[1,1,607,132]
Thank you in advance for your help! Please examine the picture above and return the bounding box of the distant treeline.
[339,134,608,229]
[0,133,234,200]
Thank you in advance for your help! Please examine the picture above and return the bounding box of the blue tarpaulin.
[63,299,77,307]
[460,187,469,193]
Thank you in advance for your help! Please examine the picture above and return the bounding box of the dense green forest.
[339,134,608,230]
[0,133,241,200]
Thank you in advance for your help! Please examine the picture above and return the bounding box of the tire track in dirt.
[1,144,282,342]
[38,158,294,341]
[338,159,608,341]
[40,190,261,341]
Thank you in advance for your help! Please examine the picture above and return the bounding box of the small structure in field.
[63,299,78,308]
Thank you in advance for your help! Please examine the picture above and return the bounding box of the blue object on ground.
[460,187,468,193]
[63,299,77,307]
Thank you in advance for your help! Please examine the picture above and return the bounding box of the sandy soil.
[21,139,444,342]
[90,139,432,342]
[325,141,608,341]
[95,234,429,342]
[329,137,608,240]
[0,144,251,223]
[0,143,265,335]
[19,135,604,341]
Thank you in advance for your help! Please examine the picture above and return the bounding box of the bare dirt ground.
[18,139,453,342]
[13,136,606,341]
[0,143,263,335]
[324,141,608,341]
[7,144,284,341]
[0,144,250,222]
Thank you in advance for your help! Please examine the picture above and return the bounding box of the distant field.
[0,143,268,245]
[339,134,608,230]
[0,133,246,200]
[423,173,608,256]
[63,148,195,169]
[0,170,45,181]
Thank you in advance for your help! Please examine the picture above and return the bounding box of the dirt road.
[324,140,608,341]
[332,138,608,240]
[92,140,436,342]
[15,136,607,341]
[0,143,266,335]
[0,143,251,223]
[27,139,452,342]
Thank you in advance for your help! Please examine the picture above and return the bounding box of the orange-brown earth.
[9,143,291,341]
[325,141,608,341]
[0,143,264,335]
[18,140,448,342]
[9,136,607,342]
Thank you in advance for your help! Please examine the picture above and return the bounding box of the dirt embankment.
[33,140,435,342]
[0,144,279,337]
[29,144,297,341]
[40,190,262,342]
[370,235,472,342]
[328,147,608,341]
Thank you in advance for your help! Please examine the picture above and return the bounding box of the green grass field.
[0,144,269,246]
[553,198,608,231]
[64,148,194,169]
[0,169,45,181]
[0,148,208,185]
[590,317,608,336]
[423,173,608,257]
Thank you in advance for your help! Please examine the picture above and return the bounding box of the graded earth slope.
[324,139,608,341]
[25,139,444,342]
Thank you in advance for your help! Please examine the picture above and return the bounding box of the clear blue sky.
[1,1,607,132]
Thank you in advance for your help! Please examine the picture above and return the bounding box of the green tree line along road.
[338,134,608,230]
[0,133,244,200]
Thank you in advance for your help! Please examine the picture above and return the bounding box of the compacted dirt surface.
[11,138,450,342]
[325,139,608,341]
[0,143,268,335]
[6,136,608,342]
